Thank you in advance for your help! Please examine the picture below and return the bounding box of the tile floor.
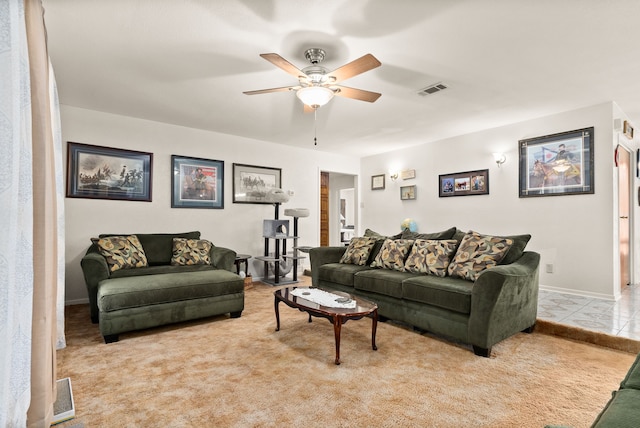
[538,285,640,340]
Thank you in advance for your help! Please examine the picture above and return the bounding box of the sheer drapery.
[0,0,64,426]
[0,1,36,426]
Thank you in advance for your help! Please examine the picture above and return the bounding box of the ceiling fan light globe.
[296,86,334,107]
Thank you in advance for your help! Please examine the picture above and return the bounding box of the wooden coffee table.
[274,287,378,365]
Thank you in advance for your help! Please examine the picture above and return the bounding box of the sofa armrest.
[468,251,541,349]
[80,251,110,323]
[309,246,347,285]
[211,246,236,272]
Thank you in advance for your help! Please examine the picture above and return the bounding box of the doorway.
[618,145,631,290]
[319,171,358,247]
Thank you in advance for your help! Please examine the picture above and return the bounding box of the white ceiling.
[43,0,640,157]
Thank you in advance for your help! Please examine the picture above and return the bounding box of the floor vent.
[417,82,448,96]
[52,377,75,425]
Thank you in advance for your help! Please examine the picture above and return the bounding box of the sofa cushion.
[370,239,414,271]
[499,233,532,265]
[339,237,377,265]
[448,231,513,281]
[99,231,201,266]
[98,269,243,312]
[620,352,640,390]
[401,226,457,241]
[317,263,371,287]
[402,275,474,314]
[364,228,403,264]
[404,239,458,277]
[110,264,215,279]
[591,389,640,428]
[171,238,212,266]
[91,235,148,272]
[354,269,420,298]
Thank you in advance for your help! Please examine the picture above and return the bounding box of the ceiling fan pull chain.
[314,108,318,146]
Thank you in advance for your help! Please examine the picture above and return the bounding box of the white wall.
[62,106,360,304]
[361,102,638,300]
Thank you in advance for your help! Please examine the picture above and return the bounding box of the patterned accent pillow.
[171,238,213,266]
[370,239,415,271]
[404,239,458,277]
[91,235,148,273]
[339,237,377,265]
[447,231,513,281]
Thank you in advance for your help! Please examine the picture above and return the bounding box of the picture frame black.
[232,163,282,204]
[400,185,416,200]
[66,142,153,202]
[371,174,385,190]
[171,155,224,209]
[439,169,489,197]
[518,127,594,197]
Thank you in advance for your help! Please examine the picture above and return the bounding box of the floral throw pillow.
[404,239,458,277]
[447,231,513,281]
[370,239,415,271]
[171,238,213,266]
[91,235,148,273]
[339,237,377,265]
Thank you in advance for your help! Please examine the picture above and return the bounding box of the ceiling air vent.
[417,82,448,96]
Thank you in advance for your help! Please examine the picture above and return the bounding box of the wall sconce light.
[389,171,399,181]
[493,153,506,167]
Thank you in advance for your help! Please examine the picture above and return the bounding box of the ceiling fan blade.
[334,85,382,103]
[260,53,306,79]
[329,54,381,84]
[243,85,299,95]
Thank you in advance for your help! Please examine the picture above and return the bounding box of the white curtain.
[0,0,36,426]
[0,0,65,425]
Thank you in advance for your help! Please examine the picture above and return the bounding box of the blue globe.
[401,218,417,232]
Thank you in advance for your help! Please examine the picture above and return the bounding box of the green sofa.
[81,231,244,343]
[310,227,540,357]
[590,351,640,427]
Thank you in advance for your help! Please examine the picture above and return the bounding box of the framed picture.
[232,163,282,204]
[400,185,416,200]
[624,121,634,139]
[171,155,224,209]
[519,127,594,197]
[439,169,489,197]
[371,174,385,190]
[400,169,416,180]
[66,142,153,201]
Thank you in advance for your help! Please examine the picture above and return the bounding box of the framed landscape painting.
[518,127,594,197]
[66,142,153,201]
[171,155,224,209]
[233,163,282,204]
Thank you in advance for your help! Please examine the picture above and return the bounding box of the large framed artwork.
[232,163,282,204]
[519,127,594,197]
[439,169,489,197]
[66,142,153,201]
[171,155,224,209]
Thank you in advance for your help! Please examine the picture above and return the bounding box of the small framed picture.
[624,121,634,139]
[371,174,385,190]
[439,169,489,197]
[400,185,416,200]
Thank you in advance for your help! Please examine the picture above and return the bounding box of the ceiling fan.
[243,48,382,111]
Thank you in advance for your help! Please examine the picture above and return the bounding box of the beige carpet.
[56,278,638,428]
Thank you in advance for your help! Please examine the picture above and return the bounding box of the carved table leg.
[333,315,343,365]
[274,297,281,331]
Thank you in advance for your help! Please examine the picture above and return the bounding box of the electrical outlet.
[546,263,554,274]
